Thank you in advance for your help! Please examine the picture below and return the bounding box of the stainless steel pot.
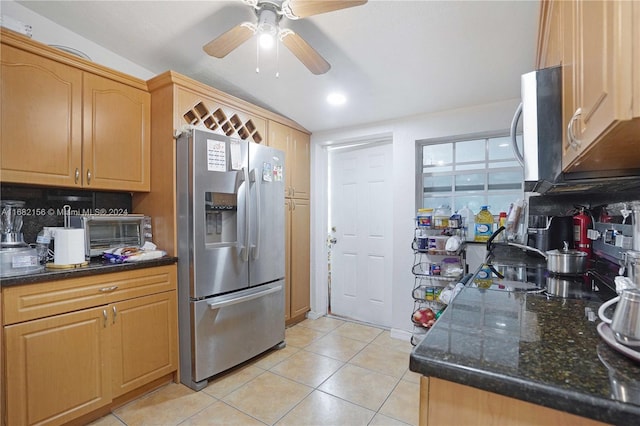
[546,244,587,274]
[622,250,640,287]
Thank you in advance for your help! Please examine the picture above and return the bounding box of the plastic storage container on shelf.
[433,206,451,229]
[441,257,463,277]
[416,208,434,229]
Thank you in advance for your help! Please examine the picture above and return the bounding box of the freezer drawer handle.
[207,285,280,310]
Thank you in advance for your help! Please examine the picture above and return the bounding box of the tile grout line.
[264,326,413,425]
[99,318,416,426]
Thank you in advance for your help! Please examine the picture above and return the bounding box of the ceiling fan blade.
[284,0,367,19]
[280,29,330,75]
[203,23,256,58]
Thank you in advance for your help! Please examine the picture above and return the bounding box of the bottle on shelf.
[458,205,474,241]
[505,199,526,242]
[474,205,494,242]
[35,227,52,264]
[498,212,508,241]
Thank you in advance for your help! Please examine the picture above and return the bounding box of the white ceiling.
[15,0,540,133]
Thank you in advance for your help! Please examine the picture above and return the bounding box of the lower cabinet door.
[290,198,310,318]
[111,291,178,397]
[4,307,111,426]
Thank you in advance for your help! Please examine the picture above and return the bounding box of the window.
[416,132,523,216]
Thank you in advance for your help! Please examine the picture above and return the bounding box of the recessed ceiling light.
[327,92,346,106]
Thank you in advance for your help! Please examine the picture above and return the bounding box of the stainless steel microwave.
[511,66,640,194]
[69,214,151,257]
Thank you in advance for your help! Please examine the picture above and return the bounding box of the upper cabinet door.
[562,0,638,172]
[83,72,151,191]
[536,0,563,69]
[290,129,310,200]
[268,120,293,196]
[577,1,632,143]
[268,121,310,199]
[1,44,83,187]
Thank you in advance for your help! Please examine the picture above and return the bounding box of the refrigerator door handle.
[249,168,261,260]
[235,167,245,189]
[207,285,280,310]
[241,166,250,262]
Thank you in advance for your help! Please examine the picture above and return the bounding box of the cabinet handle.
[99,286,118,293]
[112,306,117,324]
[566,108,582,151]
[292,199,296,211]
[86,169,92,185]
[103,309,108,328]
[75,168,80,184]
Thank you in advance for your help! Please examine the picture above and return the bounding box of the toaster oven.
[69,214,152,257]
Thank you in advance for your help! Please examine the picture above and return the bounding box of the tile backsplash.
[527,190,639,225]
[1,184,132,246]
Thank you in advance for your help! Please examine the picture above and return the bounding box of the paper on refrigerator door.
[207,139,226,172]
[230,138,242,170]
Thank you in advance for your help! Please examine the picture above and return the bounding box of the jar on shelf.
[441,257,463,277]
[434,205,451,229]
[414,227,428,251]
[416,208,433,229]
[449,212,462,229]
[429,262,441,276]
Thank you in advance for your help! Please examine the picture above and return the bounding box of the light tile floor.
[90,316,420,426]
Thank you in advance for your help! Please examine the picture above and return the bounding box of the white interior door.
[328,142,393,327]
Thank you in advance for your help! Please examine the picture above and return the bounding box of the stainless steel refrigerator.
[176,128,285,391]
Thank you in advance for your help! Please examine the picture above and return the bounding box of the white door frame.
[308,133,394,320]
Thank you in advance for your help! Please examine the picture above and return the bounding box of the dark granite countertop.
[0,256,178,287]
[410,283,640,425]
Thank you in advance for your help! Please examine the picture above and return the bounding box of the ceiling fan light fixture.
[257,7,278,49]
[259,30,275,49]
[204,1,368,74]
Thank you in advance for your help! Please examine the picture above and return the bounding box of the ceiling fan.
[202,0,367,75]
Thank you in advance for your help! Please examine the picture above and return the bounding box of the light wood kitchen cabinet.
[285,198,311,323]
[269,120,311,199]
[0,28,150,191]
[272,117,311,324]
[536,0,563,69]
[420,377,608,426]
[1,42,83,188]
[1,265,178,426]
[539,0,640,173]
[4,306,111,426]
[82,72,150,191]
[111,291,177,397]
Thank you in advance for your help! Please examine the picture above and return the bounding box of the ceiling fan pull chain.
[256,37,260,73]
[276,35,280,78]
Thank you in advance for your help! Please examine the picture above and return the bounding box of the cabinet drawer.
[2,265,177,325]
